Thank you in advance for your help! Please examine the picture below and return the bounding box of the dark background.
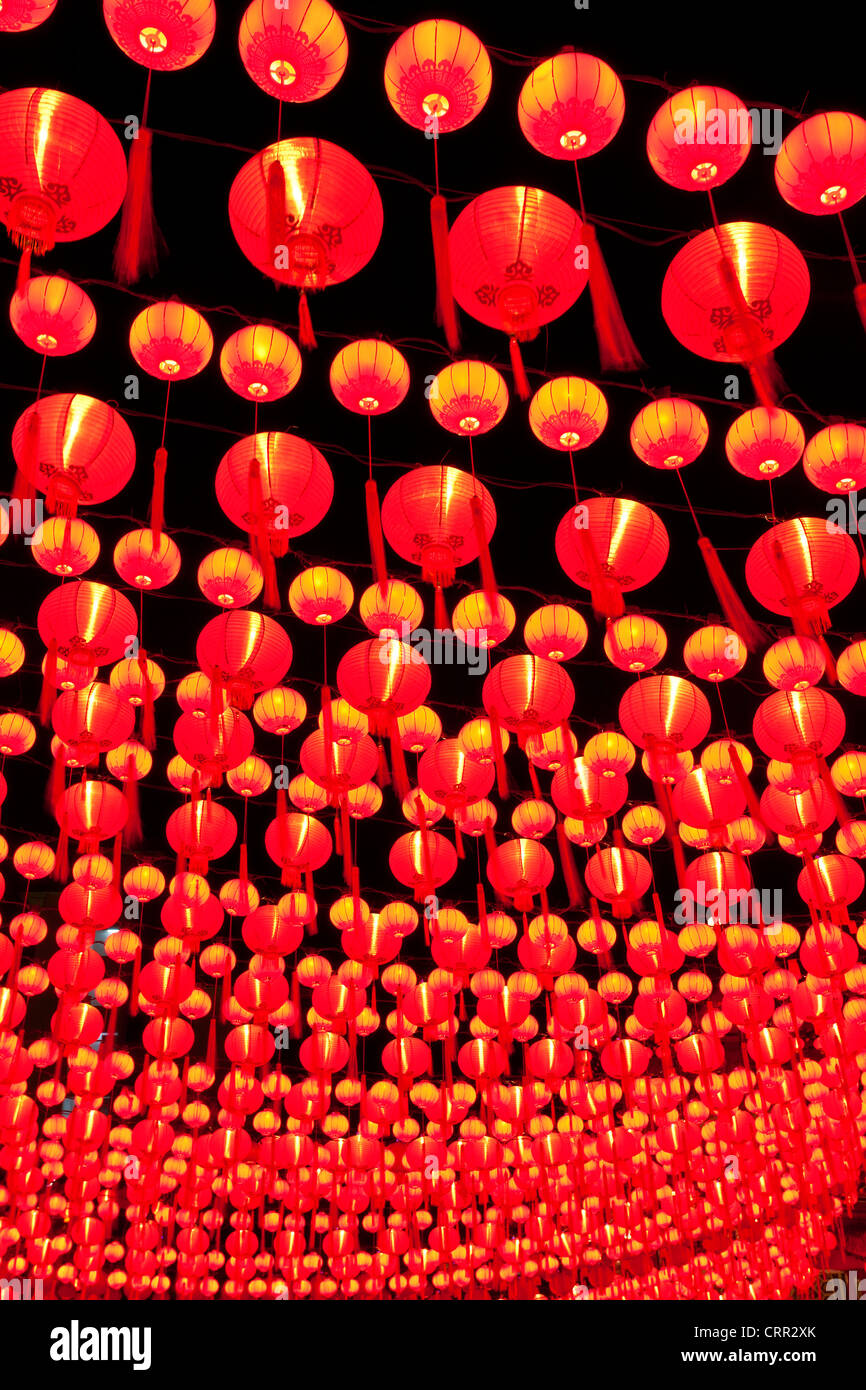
[1,0,866,1266]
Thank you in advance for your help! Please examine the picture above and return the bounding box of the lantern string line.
[0,284,851,433]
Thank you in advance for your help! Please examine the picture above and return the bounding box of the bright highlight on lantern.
[559,430,581,446]
[459,414,480,431]
[560,129,588,150]
[820,183,848,204]
[690,160,718,182]
[269,59,297,86]
[158,358,181,375]
[422,93,450,117]
[139,26,168,54]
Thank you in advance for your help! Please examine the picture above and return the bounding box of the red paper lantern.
[523,604,588,662]
[528,377,608,451]
[0,0,58,30]
[0,88,126,261]
[745,517,859,633]
[197,548,263,608]
[775,112,866,216]
[38,581,137,668]
[752,688,845,764]
[603,614,667,672]
[103,1,215,69]
[803,423,866,494]
[384,20,491,134]
[12,394,135,515]
[618,675,711,755]
[215,432,334,546]
[239,0,347,102]
[647,85,752,189]
[482,654,574,742]
[429,360,508,437]
[330,340,409,415]
[228,137,383,304]
[381,464,496,608]
[724,406,805,480]
[518,52,624,159]
[219,325,301,401]
[449,186,588,343]
[114,529,181,590]
[629,398,708,470]
[555,497,669,614]
[196,612,292,709]
[129,302,213,380]
[661,222,810,365]
[9,275,96,355]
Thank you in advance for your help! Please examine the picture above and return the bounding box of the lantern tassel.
[46,740,65,814]
[54,812,69,883]
[389,716,410,802]
[771,536,830,637]
[15,245,32,294]
[577,527,624,619]
[487,704,509,801]
[267,157,286,277]
[125,757,142,847]
[430,193,460,352]
[508,336,531,401]
[364,478,389,589]
[697,535,765,649]
[150,446,168,547]
[717,252,786,408]
[247,459,280,609]
[297,290,317,351]
[469,494,498,611]
[114,127,161,285]
[433,585,450,633]
[39,637,58,726]
[340,797,353,886]
[583,223,645,373]
[819,756,851,829]
[137,648,156,750]
[239,842,248,884]
[854,283,866,335]
[556,818,584,909]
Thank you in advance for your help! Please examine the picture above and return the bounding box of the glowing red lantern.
[724,406,805,481]
[0,88,126,272]
[803,423,866,494]
[384,20,491,134]
[518,52,624,159]
[555,497,669,618]
[239,0,347,102]
[647,86,752,189]
[629,398,708,469]
[603,614,667,671]
[10,275,95,355]
[0,0,58,30]
[196,611,292,709]
[523,604,588,662]
[103,1,215,68]
[114,529,181,590]
[12,394,135,516]
[219,325,301,401]
[745,517,859,634]
[528,377,608,451]
[330,340,409,415]
[775,112,866,216]
[429,360,508,436]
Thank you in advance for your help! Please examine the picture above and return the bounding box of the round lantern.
[330,340,410,415]
[359,580,424,638]
[215,432,334,547]
[618,675,711,755]
[174,709,254,782]
[0,630,25,677]
[555,497,669,616]
[219,325,301,401]
[381,465,496,613]
[38,581,137,668]
[518,52,624,159]
[745,517,859,632]
[336,639,431,731]
[683,625,747,682]
[803,423,866,494]
[12,394,135,515]
[629,398,708,469]
[31,517,100,576]
[763,637,826,691]
[647,86,752,189]
[0,1,58,30]
[838,640,866,695]
[197,548,263,608]
[103,1,216,69]
[196,612,292,709]
[228,137,383,335]
[486,839,553,913]
[384,20,491,134]
[9,275,96,356]
[114,529,181,590]
[661,222,810,370]
[449,185,588,354]
[0,88,127,264]
[724,406,805,480]
[166,801,237,874]
[288,567,353,625]
[129,302,213,380]
[390,831,458,901]
[603,614,667,671]
[265,812,332,888]
[239,0,347,102]
[523,605,587,662]
[429,360,508,436]
[528,377,608,451]
[452,592,515,649]
[52,685,135,760]
[482,655,574,743]
[752,688,845,764]
[775,112,866,216]
[253,687,306,734]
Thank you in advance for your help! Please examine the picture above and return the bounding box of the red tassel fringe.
[697,535,765,650]
[583,223,644,373]
[298,290,317,351]
[430,193,460,352]
[364,478,389,589]
[151,446,168,547]
[114,127,161,286]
